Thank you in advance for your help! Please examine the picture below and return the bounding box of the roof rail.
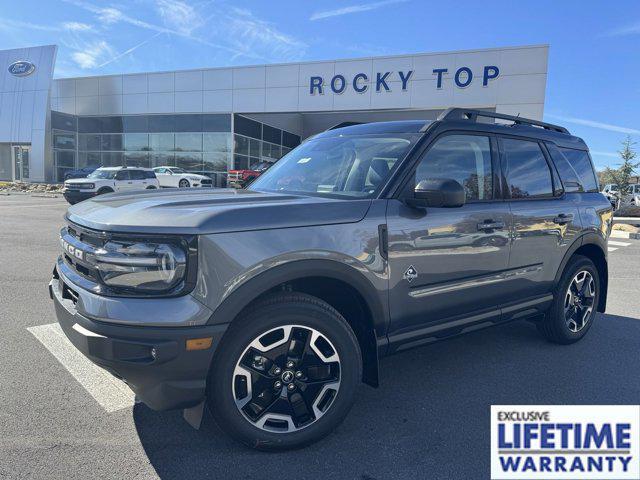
[437,108,570,134]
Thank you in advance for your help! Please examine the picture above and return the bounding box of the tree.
[608,136,639,193]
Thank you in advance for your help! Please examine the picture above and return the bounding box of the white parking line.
[27,323,135,413]
[608,247,618,252]
[608,240,632,247]
[0,203,66,208]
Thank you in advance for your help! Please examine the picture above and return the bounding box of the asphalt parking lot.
[1,194,639,480]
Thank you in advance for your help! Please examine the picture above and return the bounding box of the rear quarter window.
[559,147,599,192]
[545,143,583,193]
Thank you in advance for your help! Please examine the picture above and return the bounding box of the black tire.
[178,179,190,188]
[538,255,600,344]
[97,187,113,195]
[207,292,362,451]
[146,185,157,189]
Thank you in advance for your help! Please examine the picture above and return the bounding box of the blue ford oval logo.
[8,61,36,77]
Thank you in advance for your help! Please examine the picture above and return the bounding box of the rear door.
[386,132,511,341]
[114,170,132,191]
[128,169,148,190]
[499,136,581,309]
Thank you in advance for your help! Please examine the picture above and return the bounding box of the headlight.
[89,240,187,294]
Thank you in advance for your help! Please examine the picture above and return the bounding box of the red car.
[227,161,273,188]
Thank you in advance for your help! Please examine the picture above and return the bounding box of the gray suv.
[50,108,612,450]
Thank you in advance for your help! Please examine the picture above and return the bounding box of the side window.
[545,143,583,193]
[129,170,146,180]
[145,170,157,179]
[415,134,493,202]
[501,138,553,199]
[560,148,599,192]
[115,170,129,181]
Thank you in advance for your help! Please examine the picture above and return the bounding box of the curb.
[611,230,640,240]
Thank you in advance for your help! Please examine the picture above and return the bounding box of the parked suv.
[50,109,612,450]
[63,166,159,204]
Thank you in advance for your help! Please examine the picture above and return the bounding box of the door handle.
[477,220,505,231]
[553,213,574,225]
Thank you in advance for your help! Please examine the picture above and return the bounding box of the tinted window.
[545,143,583,193]
[203,114,231,132]
[263,125,282,144]
[415,134,493,201]
[123,115,149,133]
[144,170,156,179]
[148,115,175,132]
[283,131,301,149]
[174,114,203,133]
[234,115,261,139]
[560,148,599,192]
[51,111,77,131]
[78,117,102,133]
[129,169,146,180]
[501,138,553,199]
[115,170,129,180]
[101,116,123,133]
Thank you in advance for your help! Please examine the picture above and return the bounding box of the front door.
[12,145,29,181]
[386,133,511,345]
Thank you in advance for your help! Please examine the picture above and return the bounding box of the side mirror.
[167,170,173,175]
[413,178,465,208]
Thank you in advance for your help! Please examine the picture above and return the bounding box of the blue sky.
[1,0,639,169]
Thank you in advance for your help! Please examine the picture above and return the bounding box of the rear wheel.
[207,293,361,451]
[178,179,190,188]
[538,255,600,344]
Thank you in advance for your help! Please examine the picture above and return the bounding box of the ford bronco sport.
[50,109,612,450]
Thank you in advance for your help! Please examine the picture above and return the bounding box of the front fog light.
[91,240,187,293]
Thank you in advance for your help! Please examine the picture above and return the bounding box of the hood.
[66,188,372,234]
[65,177,95,184]
[186,174,210,180]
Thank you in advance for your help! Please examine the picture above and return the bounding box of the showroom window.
[51,112,280,183]
[232,114,301,171]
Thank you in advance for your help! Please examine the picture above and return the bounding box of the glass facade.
[50,112,301,183]
[232,114,300,171]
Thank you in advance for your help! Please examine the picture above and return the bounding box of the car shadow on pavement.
[133,313,640,480]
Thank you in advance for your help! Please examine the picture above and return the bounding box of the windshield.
[87,169,117,179]
[250,134,419,198]
[250,162,272,171]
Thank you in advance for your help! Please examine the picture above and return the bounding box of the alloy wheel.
[232,325,341,433]
[564,270,596,333]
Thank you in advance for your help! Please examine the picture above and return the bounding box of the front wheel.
[538,255,600,344]
[178,179,190,188]
[207,293,362,451]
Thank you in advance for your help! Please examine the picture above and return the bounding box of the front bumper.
[63,189,97,204]
[49,267,228,411]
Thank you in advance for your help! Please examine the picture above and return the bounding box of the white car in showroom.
[63,166,159,204]
[152,166,213,188]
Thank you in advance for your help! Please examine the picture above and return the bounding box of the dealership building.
[0,44,549,183]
